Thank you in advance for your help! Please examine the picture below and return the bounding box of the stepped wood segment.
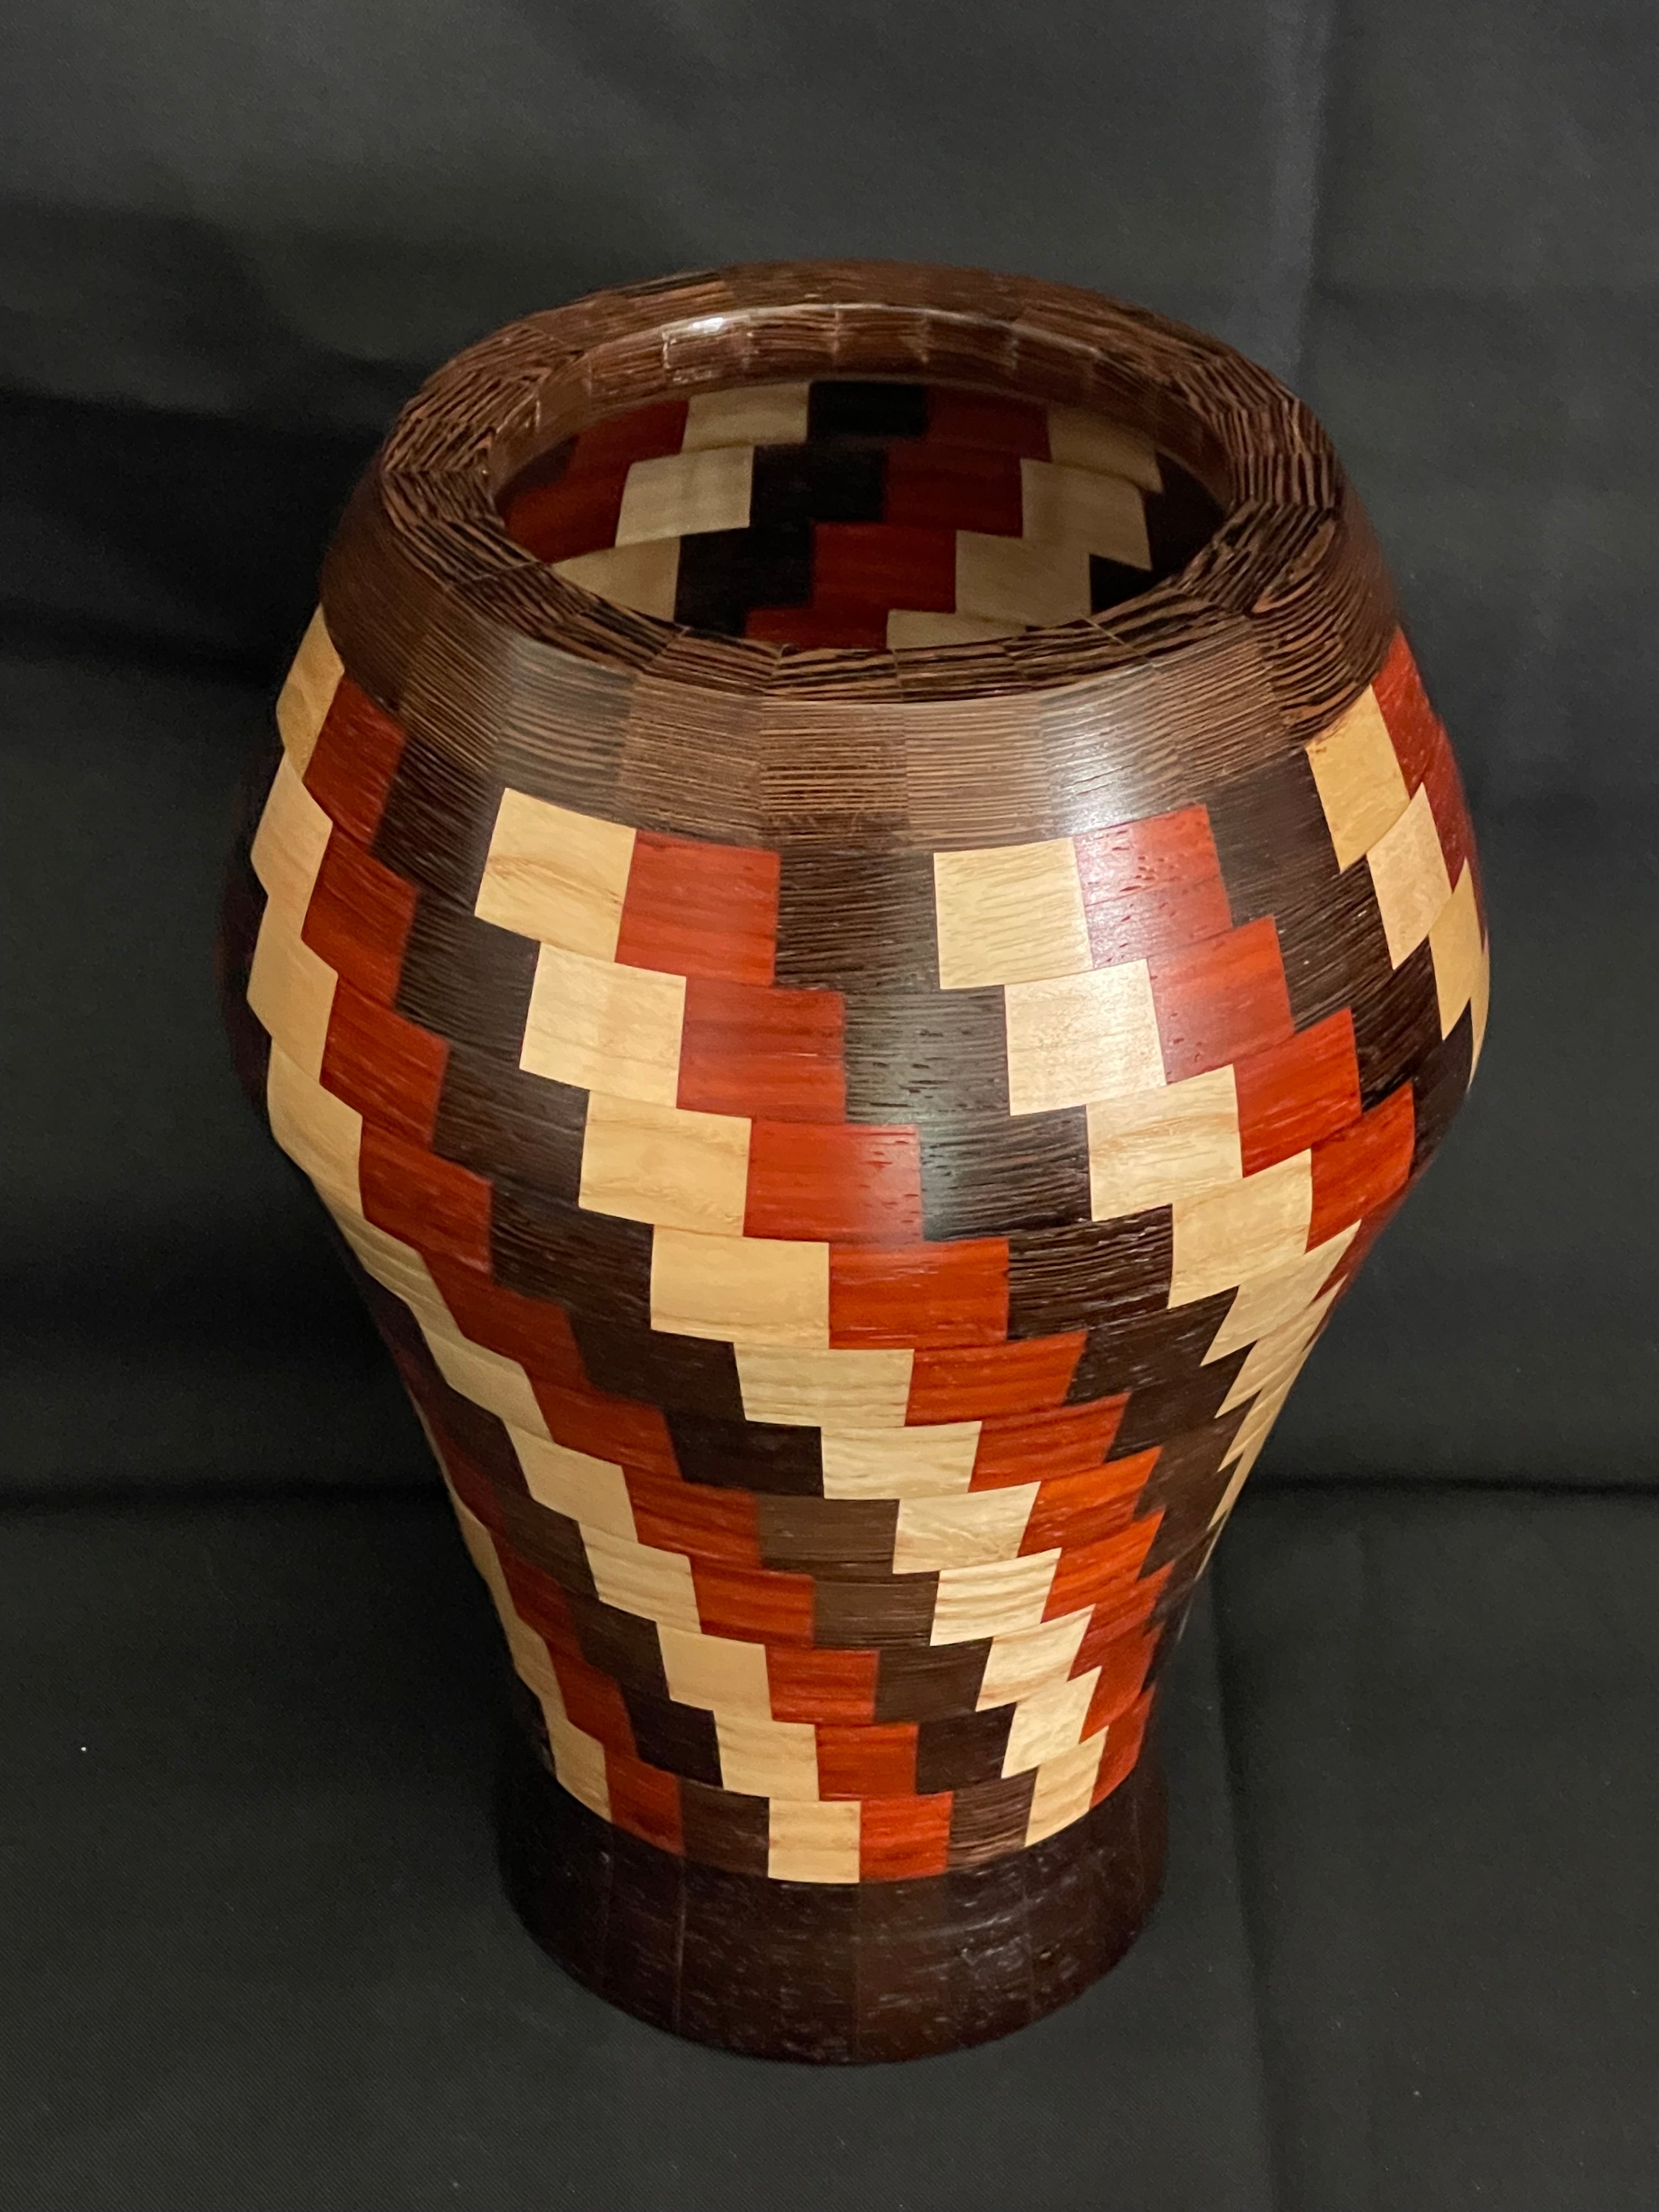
[219,261,1488,2063]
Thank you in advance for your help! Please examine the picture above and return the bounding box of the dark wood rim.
[324,257,1392,718]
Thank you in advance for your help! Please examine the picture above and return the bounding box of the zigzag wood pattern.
[222,261,1488,2062]
[499,378,1221,650]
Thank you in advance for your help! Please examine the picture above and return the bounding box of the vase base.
[497,1729,1167,2063]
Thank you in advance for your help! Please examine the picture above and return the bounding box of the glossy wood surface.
[220,260,1487,2062]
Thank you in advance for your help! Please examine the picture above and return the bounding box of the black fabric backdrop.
[2,3,1656,2204]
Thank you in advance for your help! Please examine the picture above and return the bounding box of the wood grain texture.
[222,258,1487,2066]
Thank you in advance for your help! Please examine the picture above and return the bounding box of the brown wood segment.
[488,1182,654,1323]
[1133,1411,1253,1572]
[431,1047,586,1197]
[227,259,1486,2066]
[1272,854,1397,1031]
[667,1408,824,1497]
[1005,1212,1173,1336]
[947,1770,1040,1869]
[873,1640,993,1724]
[755,1496,901,1576]
[917,1107,1093,1237]
[620,1688,724,1786]
[1112,1350,1254,1456]
[814,1572,940,1650]
[1411,1007,1476,1171]
[371,728,504,908]
[774,847,940,991]
[840,986,1011,1121]
[394,895,539,1058]
[915,1706,1017,1794]
[569,1317,745,1421]
[1350,940,1444,1108]
[1068,1293,1235,1397]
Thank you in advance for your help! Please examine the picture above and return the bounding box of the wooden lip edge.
[332,257,1382,707]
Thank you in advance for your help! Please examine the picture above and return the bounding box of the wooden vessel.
[220,261,1488,2062]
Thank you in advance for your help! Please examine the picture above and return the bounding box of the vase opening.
[487,300,1228,656]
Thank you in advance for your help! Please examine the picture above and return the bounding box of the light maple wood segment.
[955,531,1094,627]
[448,1482,565,1704]
[768,1798,861,1882]
[650,1227,830,1348]
[1218,1344,1311,1431]
[933,836,1092,989]
[1207,1444,1261,1534]
[251,754,334,916]
[976,1610,1092,1706]
[658,1624,774,1717]
[1217,1294,1337,1411]
[1214,1373,1303,1519]
[579,1092,751,1234]
[682,381,811,450]
[510,1430,638,1537]
[510,1625,566,1710]
[891,1484,1040,1573]
[475,788,637,956]
[1045,407,1163,490]
[554,539,681,619]
[247,905,337,1077]
[615,444,754,545]
[930,1549,1060,1644]
[1170,1151,1314,1306]
[1220,1375,1294,1480]
[716,1713,820,1799]
[1021,459,1151,569]
[548,1712,612,1820]
[420,1328,547,1434]
[582,1526,702,1632]
[521,944,685,1104]
[1216,1388,1302,1514]
[1367,781,1454,967]
[886,610,1020,648]
[1003,958,1164,1115]
[1087,1064,1242,1218]
[1205,1223,1356,1358]
[449,1483,518,1623]
[1002,1668,1099,1775]
[1430,862,1484,1036]
[1305,686,1410,869]
[819,1421,981,1500]
[266,1045,362,1211]
[275,606,343,772]
[735,1346,914,1429]
[1025,1728,1110,1844]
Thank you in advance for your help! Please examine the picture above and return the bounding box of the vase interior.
[497,376,1223,651]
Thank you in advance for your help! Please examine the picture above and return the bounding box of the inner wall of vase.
[496,379,1223,650]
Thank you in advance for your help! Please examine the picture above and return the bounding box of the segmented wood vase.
[219,262,1488,2063]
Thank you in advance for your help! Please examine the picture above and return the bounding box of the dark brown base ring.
[498,1729,1167,2063]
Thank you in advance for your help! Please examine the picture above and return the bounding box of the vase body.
[219,262,1488,2062]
